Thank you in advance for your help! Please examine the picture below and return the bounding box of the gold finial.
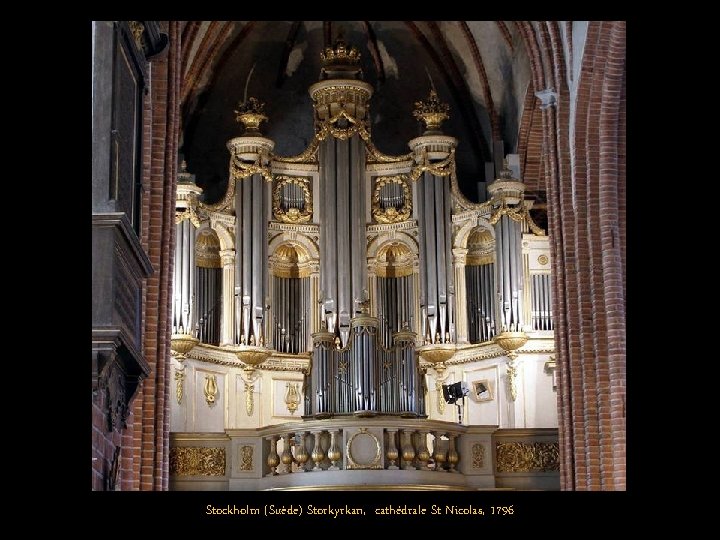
[234,97,268,135]
[413,88,450,133]
[321,38,361,67]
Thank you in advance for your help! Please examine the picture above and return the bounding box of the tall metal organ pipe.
[488,166,527,334]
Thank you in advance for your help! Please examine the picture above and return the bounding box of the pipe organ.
[171,37,551,422]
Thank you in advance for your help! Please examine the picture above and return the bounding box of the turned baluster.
[433,431,447,472]
[266,435,280,476]
[401,430,416,470]
[311,430,325,471]
[415,430,431,470]
[327,430,342,470]
[280,433,294,474]
[385,429,399,470]
[294,432,309,472]
[446,433,459,473]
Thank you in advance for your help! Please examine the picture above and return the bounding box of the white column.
[452,248,468,344]
[220,249,236,346]
[368,270,377,317]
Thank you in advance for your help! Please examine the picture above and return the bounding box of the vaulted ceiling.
[179,21,538,204]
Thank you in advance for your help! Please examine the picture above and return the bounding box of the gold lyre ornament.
[285,382,300,415]
[204,374,218,406]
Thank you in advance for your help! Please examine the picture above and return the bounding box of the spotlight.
[442,381,470,404]
[441,381,470,424]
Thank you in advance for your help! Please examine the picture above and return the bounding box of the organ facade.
[169,38,558,490]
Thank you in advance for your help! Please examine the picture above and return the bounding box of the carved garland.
[488,204,546,236]
[410,148,456,181]
[230,151,273,183]
[372,175,411,224]
[273,176,312,223]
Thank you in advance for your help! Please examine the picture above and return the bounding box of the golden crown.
[321,39,361,66]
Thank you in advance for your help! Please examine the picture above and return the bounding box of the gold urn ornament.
[413,89,450,134]
[234,97,268,135]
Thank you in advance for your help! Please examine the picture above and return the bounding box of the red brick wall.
[516,81,544,194]
[516,21,626,490]
[90,20,182,491]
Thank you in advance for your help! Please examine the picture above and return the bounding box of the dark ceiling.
[181,21,529,204]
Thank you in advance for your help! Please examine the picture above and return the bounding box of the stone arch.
[269,242,312,278]
[374,241,414,278]
[194,226,221,268]
[454,215,494,250]
[207,219,234,252]
[366,230,418,261]
[267,231,319,263]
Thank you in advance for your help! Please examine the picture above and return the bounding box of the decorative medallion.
[345,428,382,470]
[537,254,549,266]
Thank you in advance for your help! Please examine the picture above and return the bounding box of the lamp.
[441,381,470,424]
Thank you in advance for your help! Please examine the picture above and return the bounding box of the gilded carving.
[273,176,312,223]
[240,382,251,416]
[274,137,321,163]
[413,88,450,132]
[410,148,455,181]
[204,374,218,406]
[471,443,485,469]
[175,367,185,405]
[374,242,414,278]
[195,228,221,268]
[345,428,382,470]
[128,21,145,51]
[366,141,414,163]
[234,97,268,134]
[175,194,201,227]
[372,175,411,224]
[506,359,518,401]
[537,254,549,265]
[169,447,226,476]
[230,151,273,182]
[238,445,254,471]
[284,382,300,415]
[488,205,546,236]
[495,442,560,473]
[270,243,313,278]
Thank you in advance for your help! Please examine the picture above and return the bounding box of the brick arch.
[516,80,544,193]
[513,21,626,491]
